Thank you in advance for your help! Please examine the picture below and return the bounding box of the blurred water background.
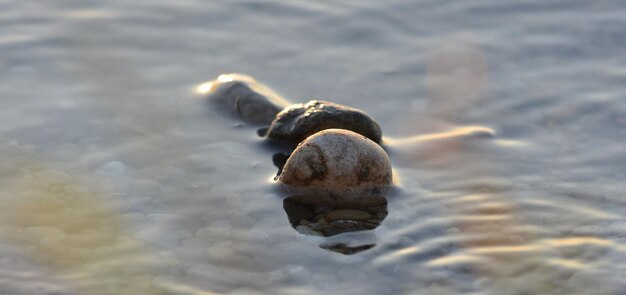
[1,0,626,294]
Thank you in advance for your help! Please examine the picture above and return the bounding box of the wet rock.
[267,100,383,144]
[272,152,290,179]
[279,129,392,206]
[203,73,290,125]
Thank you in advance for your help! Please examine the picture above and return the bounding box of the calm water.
[1,1,626,294]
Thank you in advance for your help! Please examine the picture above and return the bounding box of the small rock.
[267,100,383,144]
[324,209,372,222]
[203,73,290,125]
[279,129,392,206]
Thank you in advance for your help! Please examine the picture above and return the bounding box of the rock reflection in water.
[320,243,376,255]
[283,195,387,254]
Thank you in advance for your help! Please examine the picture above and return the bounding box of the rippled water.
[1,1,626,294]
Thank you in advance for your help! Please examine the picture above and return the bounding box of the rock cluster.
[204,74,394,242]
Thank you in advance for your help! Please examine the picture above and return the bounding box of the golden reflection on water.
[0,164,169,295]
[384,125,496,145]
[424,36,488,118]
[414,35,562,294]
[411,35,624,294]
[64,9,114,20]
[0,14,218,293]
[545,237,613,247]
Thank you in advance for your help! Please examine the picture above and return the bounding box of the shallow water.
[1,1,626,294]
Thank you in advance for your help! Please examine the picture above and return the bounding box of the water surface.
[1,1,626,294]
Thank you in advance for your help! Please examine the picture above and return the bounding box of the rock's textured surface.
[203,73,290,125]
[278,129,392,205]
[267,100,383,144]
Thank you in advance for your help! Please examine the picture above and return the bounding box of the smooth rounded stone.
[279,129,392,206]
[267,100,383,144]
[324,209,372,222]
[202,73,290,125]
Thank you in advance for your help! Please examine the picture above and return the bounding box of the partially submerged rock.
[202,73,290,125]
[267,100,383,144]
[278,129,392,206]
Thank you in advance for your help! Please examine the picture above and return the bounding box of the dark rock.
[283,198,316,227]
[204,73,290,125]
[266,100,383,144]
[272,152,290,179]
